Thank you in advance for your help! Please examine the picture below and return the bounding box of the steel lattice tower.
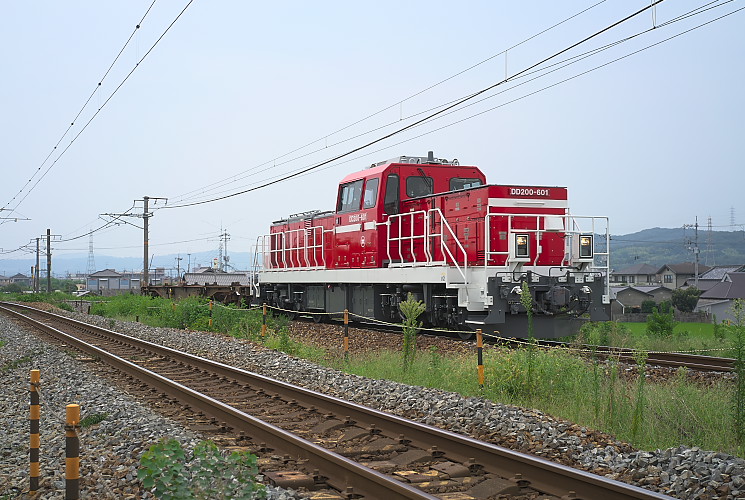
[86,232,96,278]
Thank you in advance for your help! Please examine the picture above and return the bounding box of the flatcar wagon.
[252,152,610,338]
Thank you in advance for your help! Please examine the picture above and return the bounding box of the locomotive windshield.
[337,179,363,212]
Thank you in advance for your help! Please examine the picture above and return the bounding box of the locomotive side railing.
[426,209,468,284]
[386,209,468,285]
[257,226,325,272]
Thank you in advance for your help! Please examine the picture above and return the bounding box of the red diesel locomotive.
[253,152,610,338]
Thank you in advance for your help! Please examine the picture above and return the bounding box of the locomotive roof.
[338,160,480,184]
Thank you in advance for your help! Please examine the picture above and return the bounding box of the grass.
[331,346,741,457]
[26,293,744,458]
[622,321,715,339]
[80,413,109,428]
[574,320,737,357]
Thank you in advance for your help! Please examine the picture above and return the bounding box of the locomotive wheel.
[458,330,474,340]
[312,314,324,324]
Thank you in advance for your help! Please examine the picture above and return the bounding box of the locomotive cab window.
[384,174,400,215]
[363,178,379,209]
[406,176,433,198]
[337,179,364,212]
[450,177,482,191]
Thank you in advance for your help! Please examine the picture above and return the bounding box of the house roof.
[633,286,671,295]
[613,263,658,275]
[657,262,712,275]
[10,273,28,279]
[610,286,653,298]
[89,269,122,278]
[701,272,745,300]
[698,265,745,280]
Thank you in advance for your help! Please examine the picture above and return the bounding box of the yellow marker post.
[477,329,485,389]
[65,404,80,500]
[343,309,349,362]
[30,370,41,494]
[262,303,267,338]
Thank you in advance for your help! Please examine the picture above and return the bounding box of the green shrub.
[138,439,266,499]
[641,300,657,314]
[646,307,676,338]
[399,293,425,372]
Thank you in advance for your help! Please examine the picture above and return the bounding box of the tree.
[1,283,28,293]
[671,287,702,313]
[641,300,657,313]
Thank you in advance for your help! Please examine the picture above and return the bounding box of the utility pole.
[101,195,166,289]
[35,238,40,293]
[46,229,52,293]
[143,196,149,286]
[187,253,191,274]
[175,255,182,280]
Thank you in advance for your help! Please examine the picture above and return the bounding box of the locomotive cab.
[333,152,487,270]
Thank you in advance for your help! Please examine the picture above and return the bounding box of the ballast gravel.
[1,308,744,499]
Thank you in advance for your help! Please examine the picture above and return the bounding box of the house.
[683,265,745,292]
[657,262,711,290]
[610,263,660,286]
[9,273,31,286]
[610,285,673,318]
[0,275,8,286]
[695,272,745,323]
[87,269,142,296]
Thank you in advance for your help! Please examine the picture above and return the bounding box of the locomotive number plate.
[509,187,551,197]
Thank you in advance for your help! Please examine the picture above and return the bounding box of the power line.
[163,1,669,210]
[166,1,741,210]
[1,1,193,221]
[168,1,609,205]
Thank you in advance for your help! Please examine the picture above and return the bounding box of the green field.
[622,321,715,339]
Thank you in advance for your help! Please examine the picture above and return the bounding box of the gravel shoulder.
[2,307,744,499]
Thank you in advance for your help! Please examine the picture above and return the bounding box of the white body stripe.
[334,221,377,233]
[488,198,568,209]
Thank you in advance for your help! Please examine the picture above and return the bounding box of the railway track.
[302,315,735,374]
[0,302,672,500]
[529,340,735,373]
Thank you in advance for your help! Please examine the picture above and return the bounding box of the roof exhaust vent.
[427,151,435,163]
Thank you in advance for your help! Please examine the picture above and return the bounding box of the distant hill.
[610,227,745,270]
[2,227,743,278]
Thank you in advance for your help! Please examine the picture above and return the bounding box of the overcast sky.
[1,0,743,269]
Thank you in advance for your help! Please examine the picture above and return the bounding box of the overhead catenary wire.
[165,0,741,210]
[0,0,192,223]
[168,1,610,205]
[162,0,673,210]
[3,1,738,260]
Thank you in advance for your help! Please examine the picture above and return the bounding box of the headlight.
[579,235,593,259]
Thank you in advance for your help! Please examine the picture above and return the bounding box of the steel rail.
[1,304,436,499]
[1,302,673,500]
[533,339,734,372]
